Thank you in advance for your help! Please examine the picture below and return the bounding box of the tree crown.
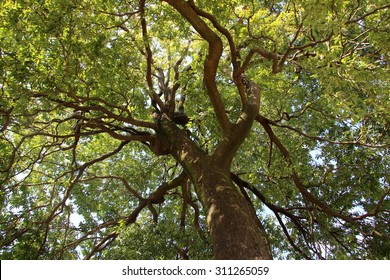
[1,0,389,259]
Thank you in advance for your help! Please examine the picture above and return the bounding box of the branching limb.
[240,32,333,74]
[27,90,157,129]
[82,171,188,259]
[256,114,389,235]
[231,172,307,235]
[140,0,165,111]
[273,121,389,148]
[189,4,240,77]
[163,0,231,133]
[0,107,12,132]
[231,172,312,259]
[84,232,118,259]
[214,75,261,167]
[181,178,200,228]
[346,3,390,24]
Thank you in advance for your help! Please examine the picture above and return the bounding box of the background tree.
[0,0,389,259]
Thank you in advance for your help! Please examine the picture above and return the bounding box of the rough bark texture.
[195,161,272,259]
[155,116,272,259]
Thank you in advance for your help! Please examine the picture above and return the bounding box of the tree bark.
[154,116,272,259]
[194,160,272,259]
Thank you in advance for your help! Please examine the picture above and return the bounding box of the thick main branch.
[163,0,231,132]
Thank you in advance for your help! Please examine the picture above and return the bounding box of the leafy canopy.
[0,0,389,259]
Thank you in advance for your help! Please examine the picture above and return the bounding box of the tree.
[0,0,389,260]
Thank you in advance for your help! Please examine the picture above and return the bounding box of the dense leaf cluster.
[1,0,389,259]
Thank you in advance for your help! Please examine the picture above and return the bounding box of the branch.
[240,28,332,74]
[258,114,390,237]
[239,48,279,75]
[231,172,307,235]
[85,121,154,142]
[140,0,165,110]
[149,171,188,204]
[181,179,200,228]
[273,121,389,148]
[214,75,261,166]
[346,4,390,24]
[0,107,12,132]
[79,175,143,200]
[43,141,130,230]
[81,171,189,259]
[274,212,312,260]
[190,4,240,73]
[84,232,118,259]
[256,115,362,227]
[0,228,28,249]
[163,0,231,132]
[80,200,148,259]
[27,90,157,129]
[231,172,312,259]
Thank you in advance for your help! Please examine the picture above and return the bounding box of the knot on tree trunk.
[150,134,170,155]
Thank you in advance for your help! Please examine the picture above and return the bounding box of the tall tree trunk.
[154,116,272,259]
[194,160,272,259]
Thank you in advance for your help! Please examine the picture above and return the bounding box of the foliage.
[1,0,389,259]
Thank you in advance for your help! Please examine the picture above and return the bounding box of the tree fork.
[154,116,272,259]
